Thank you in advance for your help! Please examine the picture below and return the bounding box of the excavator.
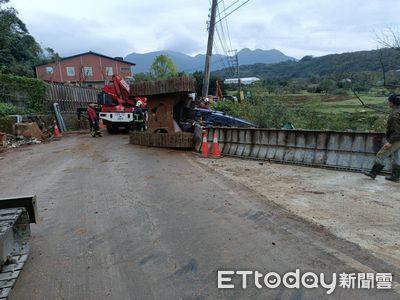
[97,74,146,133]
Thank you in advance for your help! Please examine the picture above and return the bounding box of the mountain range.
[211,48,400,79]
[124,48,296,73]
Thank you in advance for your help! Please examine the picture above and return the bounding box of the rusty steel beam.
[129,77,196,147]
[130,76,196,96]
[129,132,194,149]
[131,77,196,135]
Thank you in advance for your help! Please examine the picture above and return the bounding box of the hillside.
[124,48,295,73]
[212,48,400,79]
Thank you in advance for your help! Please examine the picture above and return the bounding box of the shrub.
[0,103,21,117]
[0,74,47,112]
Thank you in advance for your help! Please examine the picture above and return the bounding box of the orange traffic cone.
[99,118,106,129]
[212,133,221,158]
[201,130,209,158]
[53,121,61,138]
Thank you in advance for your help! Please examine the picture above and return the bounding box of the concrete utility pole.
[202,0,218,98]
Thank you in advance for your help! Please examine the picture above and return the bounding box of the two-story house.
[35,51,136,88]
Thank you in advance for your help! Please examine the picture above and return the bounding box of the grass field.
[260,93,388,113]
[218,90,389,131]
[315,95,388,113]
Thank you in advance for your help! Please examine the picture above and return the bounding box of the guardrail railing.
[195,126,390,172]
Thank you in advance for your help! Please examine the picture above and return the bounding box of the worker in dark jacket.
[364,94,400,182]
[87,104,101,137]
[133,101,145,132]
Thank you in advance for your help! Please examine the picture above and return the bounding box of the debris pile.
[0,120,51,151]
[13,122,49,141]
[0,132,6,148]
[6,135,42,148]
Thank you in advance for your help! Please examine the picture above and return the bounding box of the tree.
[192,71,204,95]
[0,0,42,76]
[36,47,61,83]
[40,47,61,63]
[192,71,226,96]
[375,25,400,90]
[150,55,178,80]
[133,72,152,82]
[376,25,400,51]
[318,78,337,94]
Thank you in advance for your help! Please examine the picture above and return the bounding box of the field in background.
[215,89,389,131]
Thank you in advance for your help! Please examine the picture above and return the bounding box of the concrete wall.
[38,114,90,131]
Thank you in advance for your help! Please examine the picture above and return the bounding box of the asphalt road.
[0,133,398,299]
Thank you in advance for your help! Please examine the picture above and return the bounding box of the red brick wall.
[36,53,133,84]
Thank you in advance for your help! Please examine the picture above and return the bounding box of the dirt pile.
[0,132,6,147]
[0,122,51,151]
[13,122,49,141]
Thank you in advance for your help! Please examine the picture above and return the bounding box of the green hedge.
[0,74,47,112]
[0,103,22,117]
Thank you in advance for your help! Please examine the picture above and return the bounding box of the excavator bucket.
[0,195,37,299]
[129,76,196,148]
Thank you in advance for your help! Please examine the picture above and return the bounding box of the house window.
[105,67,113,76]
[120,67,130,72]
[84,67,93,76]
[66,67,75,76]
[46,66,54,75]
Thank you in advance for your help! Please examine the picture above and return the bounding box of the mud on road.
[0,133,399,299]
[197,157,400,269]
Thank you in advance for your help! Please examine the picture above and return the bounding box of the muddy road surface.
[0,134,398,299]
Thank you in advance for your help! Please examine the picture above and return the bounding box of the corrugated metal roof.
[36,51,136,67]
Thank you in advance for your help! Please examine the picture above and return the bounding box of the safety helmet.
[136,100,143,107]
[388,94,400,106]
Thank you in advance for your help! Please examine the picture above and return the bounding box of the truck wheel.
[106,125,117,134]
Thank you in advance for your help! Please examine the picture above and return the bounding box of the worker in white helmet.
[133,100,145,131]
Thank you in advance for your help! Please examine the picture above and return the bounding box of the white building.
[224,77,260,85]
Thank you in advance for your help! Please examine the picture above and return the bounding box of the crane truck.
[97,74,146,133]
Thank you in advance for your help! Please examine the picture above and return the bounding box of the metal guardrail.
[195,126,391,172]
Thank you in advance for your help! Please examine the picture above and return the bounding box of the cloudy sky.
[8,0,400,59]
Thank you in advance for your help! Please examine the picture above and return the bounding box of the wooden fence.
[45,84,100,113]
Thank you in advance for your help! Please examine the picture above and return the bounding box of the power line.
[202,0,249,95]
[215,0,250,25]
[215,1,235,75]
[222,0,234,51]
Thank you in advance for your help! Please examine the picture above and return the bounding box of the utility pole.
[228,50,241,101]
[237,54,241,101]
[202,0,218,98]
